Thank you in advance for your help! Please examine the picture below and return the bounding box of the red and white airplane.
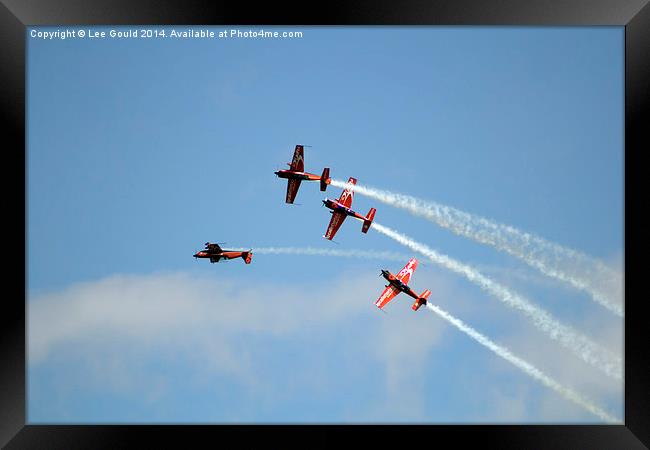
[375,258,431,311]
[322,177,376,241]
[274,144,330,204]
[193,242,253,264]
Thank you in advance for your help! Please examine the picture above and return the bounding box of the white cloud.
[28,269,452,422]
[28,263,622,423]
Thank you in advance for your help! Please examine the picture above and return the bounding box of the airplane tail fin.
[412,289,431,311]
[320,168,330,192]
[361,207,376,233]
[242,251,253,264]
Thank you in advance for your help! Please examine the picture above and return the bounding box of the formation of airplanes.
[276,145,376,241]
[194,144,432,312]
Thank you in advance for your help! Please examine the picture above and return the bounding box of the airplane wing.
[289,145,305,172]
[206,243,223,253]
[285,178,301,204]
[396,258,418,285]
[336,177,356,208]
[324,211,347,240]
[374,285,401,310]
[209,255,222,263]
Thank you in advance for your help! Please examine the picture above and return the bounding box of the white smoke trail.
[232,246,411,262]
[370,222,622,381]
[425,302,620,423]
[330,179,623,317]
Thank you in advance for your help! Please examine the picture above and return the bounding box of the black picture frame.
[2,0,647,448]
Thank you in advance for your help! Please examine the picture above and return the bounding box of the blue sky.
[27,26,623,423]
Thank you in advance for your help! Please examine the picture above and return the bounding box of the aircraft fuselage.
[274,170,321,181]
[322,198,365,221]
[194,251,243,260]
[381,269,420,300]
